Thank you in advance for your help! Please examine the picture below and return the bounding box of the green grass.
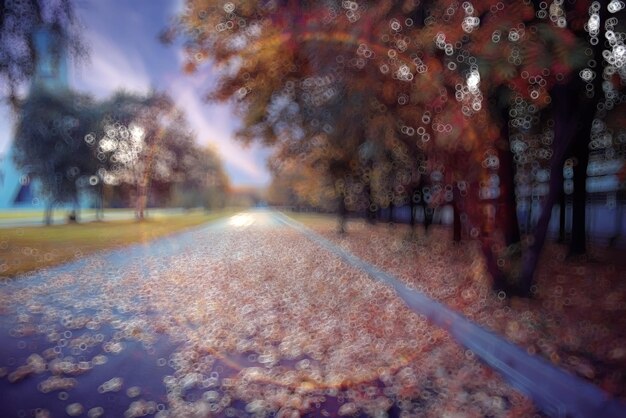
[0,211,45,219]
[283,211,337,227]
[0,208,136,220]
[0,209,239,278]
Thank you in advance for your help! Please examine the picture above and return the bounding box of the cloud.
[168,77,270,185]
[70,32,151,98]
[65,0,270,187]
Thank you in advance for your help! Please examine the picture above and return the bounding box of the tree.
[514,2,626,290]
[94,91,180,219]
[266,150,335,211]
[174,1,428,232]
[172,144,230,209]
[174,1,626,297]
[413,0,625,295]
[93,90,232,216]
[0,0,85,108]
[558,1,626,257]
[13,86,99,224]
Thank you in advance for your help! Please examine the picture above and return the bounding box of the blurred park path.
[0,209,623,417]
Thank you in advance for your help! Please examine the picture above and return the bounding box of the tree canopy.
[14,87,231,221]
[174,0,626,296]
[13,86,98,222]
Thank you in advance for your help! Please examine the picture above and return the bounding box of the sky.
[0,0,271,187]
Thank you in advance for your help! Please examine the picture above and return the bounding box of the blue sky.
[0,0,271,187]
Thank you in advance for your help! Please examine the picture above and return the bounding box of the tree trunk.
[568,0,605,256]
[97,184,105,221]
[452,198,462,243]
[558,189,567,242]
[496,133,521,246]
[73,197,80,221]
[409,188,417,232]
[423,205,432,234]
[421,181,432,235]
[526,197,533,234]
[482,238,507,292]
[479,77,595,297]
[44,202,53,226]
[517,82,582,296]
[493,115,523,291]
[518,174,563,297]
[135,183,147,220]
[569,121,593,255]
[68,198,79,224]
[337,192,347,234]
[610,194,623,247]
[365,183,376,224]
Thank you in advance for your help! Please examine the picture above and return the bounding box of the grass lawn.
[283,211,341,228]
[0,208,161,220]
[0,208,239,278]
[0,211,47,219]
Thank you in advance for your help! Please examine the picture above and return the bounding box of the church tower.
[32,25,69,91]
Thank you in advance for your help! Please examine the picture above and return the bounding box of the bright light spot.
[587,14,600,35]
[130,124,145,145]
[462,17,480,33]
[99,137,117,152]
[467,70,480,92]
[579,68,595,81]
[609,0,625,13]
[229,214,254,227]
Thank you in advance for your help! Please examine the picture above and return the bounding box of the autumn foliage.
[174,0,626,296]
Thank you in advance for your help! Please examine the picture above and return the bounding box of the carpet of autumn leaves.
[292,213,626,401]
[0,214,541,417]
